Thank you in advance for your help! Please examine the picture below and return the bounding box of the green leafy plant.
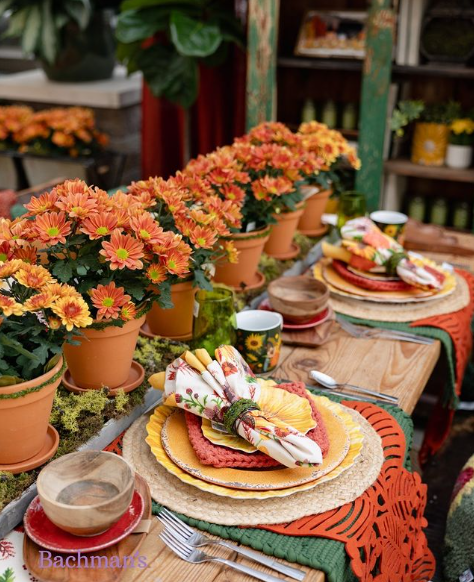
[0,0,93,64]
[116,0,245,108]
[390,100,425,136]
[391,100,462,136]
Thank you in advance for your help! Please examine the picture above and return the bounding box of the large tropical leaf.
[21,4,41,54]
[64,0,92,30]
[170,10,222,57]
[0,0,14,15]
[40,0,57,63]
[3,8,29,38]
[115,8,169,43]
[120,0,199,10]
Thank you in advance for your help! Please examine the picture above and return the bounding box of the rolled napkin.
[339,217,446,291]
[149,345,323,468]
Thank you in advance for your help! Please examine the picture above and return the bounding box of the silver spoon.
[309,370,398,404]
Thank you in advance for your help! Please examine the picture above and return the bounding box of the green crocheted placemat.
[339,314,457,408]
[152,390,413,582]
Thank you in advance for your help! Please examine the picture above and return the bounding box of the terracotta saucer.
[24,490,144,554]
[258,298,331,330]
[140,321,193,341]
[299,225,329,238]
[0,425,59,475]
[238,270,266,291]
[265,242,301,261]
[62,361,145,396]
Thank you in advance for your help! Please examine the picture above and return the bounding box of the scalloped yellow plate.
[145,395,364,499]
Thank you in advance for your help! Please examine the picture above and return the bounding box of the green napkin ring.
[223,399,260,435]
[386,252,407,276]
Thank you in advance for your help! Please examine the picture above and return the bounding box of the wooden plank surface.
[124,520,324,582]
[385,158,474,183]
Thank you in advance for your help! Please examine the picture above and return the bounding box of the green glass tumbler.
[337,190,367,230]
[192,288,236,353]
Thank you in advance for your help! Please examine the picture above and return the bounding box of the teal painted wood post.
[355,2,395,212]
[246,0,280,131]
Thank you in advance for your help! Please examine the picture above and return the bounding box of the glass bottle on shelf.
[321,100,337,129]
[430,198,448,226]
[453,201,470,230]
[342,103,357,130]
[408,196,426,222]
[301,99,316,123]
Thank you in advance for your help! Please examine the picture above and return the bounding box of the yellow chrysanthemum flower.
[51,296,93,331]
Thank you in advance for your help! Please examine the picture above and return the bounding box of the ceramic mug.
[370,210,408,244]
[235,310,283,374]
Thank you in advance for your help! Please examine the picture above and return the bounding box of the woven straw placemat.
[123,407,383,526]
[327,272,469,323]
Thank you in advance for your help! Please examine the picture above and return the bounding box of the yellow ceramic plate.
[146,395,364,499]
[201,384,317,453]
[315,259,456,304]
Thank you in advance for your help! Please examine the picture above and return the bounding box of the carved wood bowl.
[37,451,135,537]
[267,276,330,323]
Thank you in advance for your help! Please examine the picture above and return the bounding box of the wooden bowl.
[267,276,330,323]
[37,451,135,537]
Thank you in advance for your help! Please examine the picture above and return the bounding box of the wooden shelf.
[384,159,474,183]
[278,56,474,79]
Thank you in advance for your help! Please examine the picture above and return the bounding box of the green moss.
[0,336,189,510]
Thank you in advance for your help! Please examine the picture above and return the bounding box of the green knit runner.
[152,390,413,582]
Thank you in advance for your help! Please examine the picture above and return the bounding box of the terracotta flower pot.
[146,281,196,340]
[214,227,270,290]
[298,187,332,236]
[0,357,64,465]
[411,122,449,166]
[63,316,145,390]
[264,203,305,259]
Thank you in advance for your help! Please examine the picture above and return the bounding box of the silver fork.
[158,508,305,580]
[159,529,289,582]
[337,317,434,345]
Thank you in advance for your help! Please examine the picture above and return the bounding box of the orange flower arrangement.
[1,179,192,324]
[127,172,242,289]
[12,107,108,158]
[0,106,33,150]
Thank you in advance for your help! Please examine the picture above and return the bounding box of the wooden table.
[125,236,474,582]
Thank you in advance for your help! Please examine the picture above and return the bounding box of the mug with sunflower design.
[235,310,283,374]
[369,210,408,245]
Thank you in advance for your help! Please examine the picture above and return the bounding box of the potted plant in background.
[237,122,323,259]
[2,0,118,82]
[19,179,189,392]
[0,105,32,190]
[128,172,240,338]
[297,121,361,236]
[446,117,474,169]
[0,257,92,471]
[13,107,109,186]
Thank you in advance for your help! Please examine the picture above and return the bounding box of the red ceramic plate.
[24,490,144,554]
[258,298,330,330]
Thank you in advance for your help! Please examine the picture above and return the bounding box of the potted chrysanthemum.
[446,118,474,169]
[237,122,323,259]
[127,172,240,338]
[297,121,361,235]
[0,257,93,470]
[17,179,190,392]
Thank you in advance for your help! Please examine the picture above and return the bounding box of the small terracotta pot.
[63,316,145,390]
[411,122,449,166]
[214,227,270,290]
[298,187,332,235]
[146,280,196,339]
[0,357,64,465]
[264,203,305,258]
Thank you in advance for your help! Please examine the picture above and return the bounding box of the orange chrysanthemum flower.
[152,231,182,255]
[80,213,118,239]
[47,316,62,330]
[56,191,98,219]
[99,229,144,271]
[129,214,165,244]
[51,295,93,330]
[0,259,24,278]
[120,301,137,322]
[90,281,131,320]
[15,264,54,289]
[160,250,190,277]
[24,191,58,215]
[13,246,38,264]
[0,295,23,317]
[146,263,168,284]
[34,211,72,245]
[43,282,79,298]
[188,225,218,249]
[24,291,56,311]
[0,242,13,262]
